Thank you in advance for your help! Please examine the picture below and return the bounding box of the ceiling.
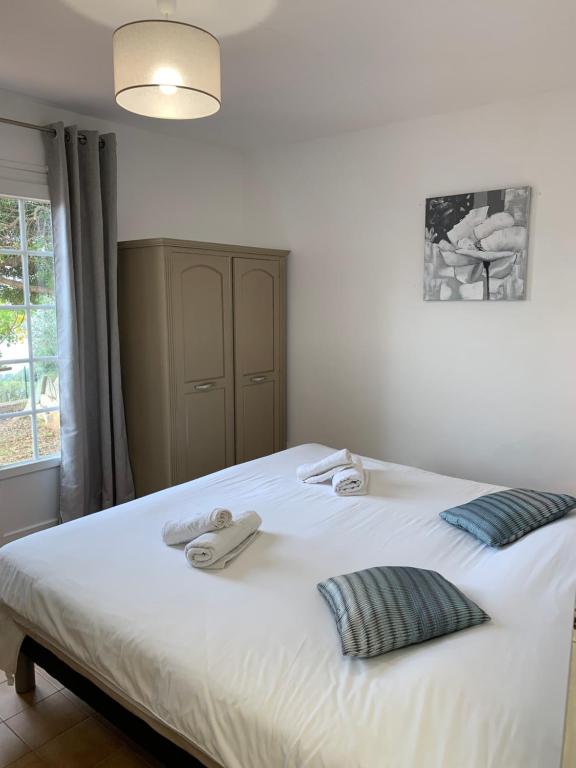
[1,0,576,149]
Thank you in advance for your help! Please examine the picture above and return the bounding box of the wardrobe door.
[234,257,284,463]
[169,251,235,484]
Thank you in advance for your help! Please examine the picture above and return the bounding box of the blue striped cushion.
[440,488,576,547]
[317,566,489,658]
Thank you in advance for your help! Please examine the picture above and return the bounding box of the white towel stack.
[162,507,232,546]
[297,449,368,496]
[184,511,262,570]
[296,449,353,484]
[162,508,261,569]
[332,461,367,496]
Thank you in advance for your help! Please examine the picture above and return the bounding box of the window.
[0,195,60,469]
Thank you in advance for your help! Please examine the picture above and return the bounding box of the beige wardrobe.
[117,239,288,497]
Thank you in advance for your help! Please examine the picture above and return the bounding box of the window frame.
[0,193,61,474]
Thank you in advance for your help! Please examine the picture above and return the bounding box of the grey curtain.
[44,123,134,522]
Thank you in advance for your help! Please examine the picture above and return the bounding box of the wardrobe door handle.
[250,376,267,383]
[194,382,215,391]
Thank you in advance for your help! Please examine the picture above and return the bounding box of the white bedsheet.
[1,444,575,768]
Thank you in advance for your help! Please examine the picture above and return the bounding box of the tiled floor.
[0,668,161,768]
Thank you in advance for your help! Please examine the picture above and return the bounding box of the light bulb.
[153,66,183,96]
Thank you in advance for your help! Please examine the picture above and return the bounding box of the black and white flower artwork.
[424,186,531,301]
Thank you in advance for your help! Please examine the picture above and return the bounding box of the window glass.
[33,361,59,408]
[0,309,27,358]
[29,253,55,305]
[0,362,30,412]
[0,195,59,469]
[30,308,58,357]
[36,412,60,458]
[25,200,53,251]
[0,415,34,465]
[0,252,25,305]
[0,198,20,249]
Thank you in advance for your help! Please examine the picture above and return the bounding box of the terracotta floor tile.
[0,722,30,768]
[0,673,58,721]
[0,675,173,768]
[60,688,97,717]
[36,669,64,692]
[6,691,88,749]
[18,677,59,708]
[36,716,123,768]
[94,745,151,767]
[93,712,129,741]
[114,736,164,768]
[6,753,50,767]
[0,681,31,722]
[0,676,56,720]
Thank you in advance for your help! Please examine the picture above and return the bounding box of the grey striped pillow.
[317,566,489,658]
[440,488,576,547]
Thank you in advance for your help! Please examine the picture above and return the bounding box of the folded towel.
[184,511,262,569]
[332,461,367,496]
[162,507,232,546]
[297,449,353,484]
[187,531,260,571]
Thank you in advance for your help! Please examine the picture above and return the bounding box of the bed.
[0,444,575,768]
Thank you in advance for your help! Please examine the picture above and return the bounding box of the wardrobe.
[117,239,288,497]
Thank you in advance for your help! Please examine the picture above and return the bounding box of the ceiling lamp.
[113,0,221,120]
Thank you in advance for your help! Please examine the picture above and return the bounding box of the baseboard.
[2,518,59,544]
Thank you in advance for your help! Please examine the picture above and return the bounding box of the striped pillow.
[317,566,489,658]
[440,488,576,547]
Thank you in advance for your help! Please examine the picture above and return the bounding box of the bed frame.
[14,620,575,768]
[14,622,223,768]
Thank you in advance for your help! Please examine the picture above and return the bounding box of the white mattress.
[1,444,575,768]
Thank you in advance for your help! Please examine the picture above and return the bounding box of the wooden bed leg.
[15,650,36,694]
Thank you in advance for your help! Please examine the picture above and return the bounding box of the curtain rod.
[0,116,56,135]
[0,116,105,147]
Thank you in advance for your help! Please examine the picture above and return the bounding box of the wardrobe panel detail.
[236,267,275,375]
[182,387,228,481]
[238,380,276,461]
[180,265,225,382]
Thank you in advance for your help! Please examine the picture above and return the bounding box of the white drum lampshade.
[113,20,221,119]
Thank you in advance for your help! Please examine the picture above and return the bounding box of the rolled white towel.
[185,511,262,569]
[297,449,353,484]
[332,461,367,496]
[162,507,232,546]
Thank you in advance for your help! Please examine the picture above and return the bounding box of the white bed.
[1,444,575,768]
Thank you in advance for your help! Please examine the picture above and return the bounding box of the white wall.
[244,89,576,493]
[0,88,247,243]
[0,87,249,541]
[4,84,576,540]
